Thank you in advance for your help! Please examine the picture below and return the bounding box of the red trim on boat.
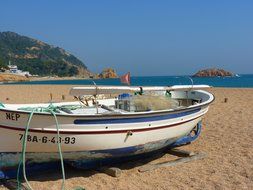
[0,115,203,135]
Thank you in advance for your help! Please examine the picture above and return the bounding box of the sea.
[5,74,253,88]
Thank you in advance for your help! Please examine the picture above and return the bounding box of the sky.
[0,0,252,76]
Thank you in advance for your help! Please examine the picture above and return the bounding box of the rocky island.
[98,68,118,79]
[193,68,234,77]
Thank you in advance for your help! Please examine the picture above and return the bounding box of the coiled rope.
[17,105,66,190]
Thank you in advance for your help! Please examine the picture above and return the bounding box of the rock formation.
[98,68,118,79]
[0,73,29,82]
[193,68,234,77]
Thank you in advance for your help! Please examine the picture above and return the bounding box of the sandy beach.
[0,86,252,190]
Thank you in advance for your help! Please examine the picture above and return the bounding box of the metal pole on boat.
[92,80,99,114]
[94,95,98,114]
[186,77,194,106]
[188,77,194,90]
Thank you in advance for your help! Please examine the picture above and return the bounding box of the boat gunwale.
[0,90,215,119]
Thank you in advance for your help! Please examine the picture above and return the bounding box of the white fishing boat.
[0,85,214,176]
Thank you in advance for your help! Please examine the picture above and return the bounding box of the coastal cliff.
[193,68,234,77]
[0,31,92,77]
[0,73,28,82]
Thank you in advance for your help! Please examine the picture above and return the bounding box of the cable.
[17,106,65,190]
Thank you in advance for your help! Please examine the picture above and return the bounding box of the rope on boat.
[48,108,66,190]
[17,104,82,113]
[17,108,35,190]
[17,105,66,190]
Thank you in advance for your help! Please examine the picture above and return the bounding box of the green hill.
[0,31,89,77]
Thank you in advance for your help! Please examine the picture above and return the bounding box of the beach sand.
[0,86,252,190]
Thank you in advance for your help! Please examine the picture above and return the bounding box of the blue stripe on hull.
[74,108,201,124]
[0,138,177,179]
[0,138,177,170]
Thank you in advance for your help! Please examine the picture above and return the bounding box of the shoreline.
[0,73,120,83]
[1,74,253,89]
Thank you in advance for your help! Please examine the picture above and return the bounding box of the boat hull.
[0,88,214,179]
[0,110,205,169]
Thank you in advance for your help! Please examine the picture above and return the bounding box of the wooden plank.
[167,148,195,157]
[138,152,207,173]
[98,167,122,177]
[0,179,28,190]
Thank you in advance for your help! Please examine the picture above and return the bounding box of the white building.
[7,61,31,76]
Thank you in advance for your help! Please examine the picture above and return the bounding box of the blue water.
[5,74,253,88]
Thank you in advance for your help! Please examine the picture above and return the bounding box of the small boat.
[0,85,214,177]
